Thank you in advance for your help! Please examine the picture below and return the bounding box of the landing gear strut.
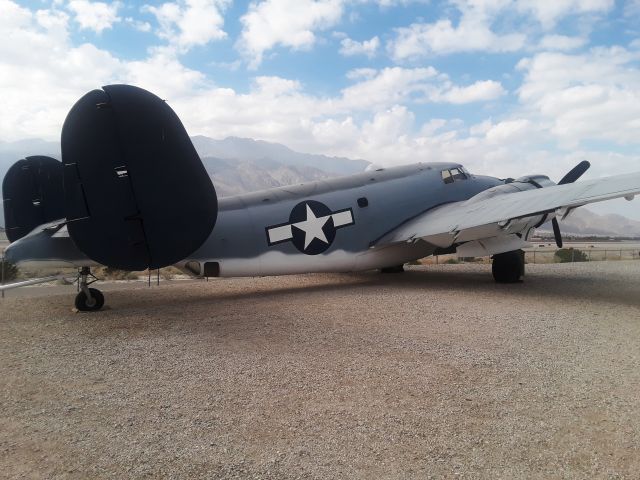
[492,250,525,283]
[75,267,104,311]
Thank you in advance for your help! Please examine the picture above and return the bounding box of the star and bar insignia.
[266,200,355,255]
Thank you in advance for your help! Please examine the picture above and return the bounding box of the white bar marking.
[332,210,353,227]
[268,224,293,243]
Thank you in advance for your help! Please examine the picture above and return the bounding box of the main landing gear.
[75,266,104,311]
[492,250,525,283]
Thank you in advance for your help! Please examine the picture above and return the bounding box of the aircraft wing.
[374,171,640,256]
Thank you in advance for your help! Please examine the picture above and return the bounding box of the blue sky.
[1,0,640,218]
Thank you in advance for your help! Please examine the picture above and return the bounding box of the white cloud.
[67,0,121,34]
[345,67,377,80]
[237,0,344,68]
[124,49,208,99]
[436,80,506,104]
[625,0,640,18]
[387,0,615,60]
[388,15,526,60]
[538,34,587,51]
[339,67,506,108]
[339,35,379,57]
[125,17,152,32]
[144,0,230,52]
[253,76,303,95]
[484,119,532,144]
[0,1,216,140]
[339,67,438,109]
[2,0,640,222]
[0,1,124,140]
[517,47,640,147]
[515,0,614,29]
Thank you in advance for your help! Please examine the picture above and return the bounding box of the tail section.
[2,85,218,271]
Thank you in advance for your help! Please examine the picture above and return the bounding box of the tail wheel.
[492,250,525,283]
[75,288,105,311]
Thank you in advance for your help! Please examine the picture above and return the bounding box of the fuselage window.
[442,170,454,184]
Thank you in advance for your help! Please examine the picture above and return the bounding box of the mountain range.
[1,136,639,237]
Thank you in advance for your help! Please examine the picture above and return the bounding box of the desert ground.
[1,261,639,479]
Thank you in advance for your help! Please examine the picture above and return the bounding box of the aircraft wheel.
[380,264,405,274]
[75,288,105,311]
[492,250,524,283]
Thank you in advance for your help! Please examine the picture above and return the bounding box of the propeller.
[551,160,591,248]
[558,160,591,185]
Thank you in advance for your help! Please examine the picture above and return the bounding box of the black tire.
[75,288,105,311]
[492,250,524,283]
[380,264,405,274]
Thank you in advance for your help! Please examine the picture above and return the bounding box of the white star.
[293,204,330,250]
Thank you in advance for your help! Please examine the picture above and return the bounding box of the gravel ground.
[1,261,639,479]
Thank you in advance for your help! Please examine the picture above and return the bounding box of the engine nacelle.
[466,174,557,238]
[469,174,556,203]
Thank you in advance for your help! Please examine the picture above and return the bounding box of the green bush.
[1,258,19,282]
[554,248,588,263]
[444,258,460,264]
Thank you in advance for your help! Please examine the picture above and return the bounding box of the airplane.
[2,84,639,311]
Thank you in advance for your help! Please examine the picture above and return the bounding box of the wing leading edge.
[375,171,640,256]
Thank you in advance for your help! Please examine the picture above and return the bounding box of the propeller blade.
[552,218,563,248]
[558,160,591,185]
[552,161,590,247]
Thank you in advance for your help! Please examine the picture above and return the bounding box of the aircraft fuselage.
[180,162,502,277]
[4,162,503,275]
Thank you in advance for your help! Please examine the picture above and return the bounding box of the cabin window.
[441,170,454,184]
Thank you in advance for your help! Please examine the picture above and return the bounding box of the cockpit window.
[441,170,454,184]
[441,167,467,184]
[450,168,467,180]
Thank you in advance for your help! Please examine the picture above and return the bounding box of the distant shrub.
[554,248,588,263]
[459,257,478,263]
[1,258,19,282]
[99,267,139,280]
[444,258,460,264]
[160,266,183,280]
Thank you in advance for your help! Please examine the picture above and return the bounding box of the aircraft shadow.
[103,266,640,314]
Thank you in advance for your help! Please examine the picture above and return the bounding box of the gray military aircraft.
[3,85,640,311]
